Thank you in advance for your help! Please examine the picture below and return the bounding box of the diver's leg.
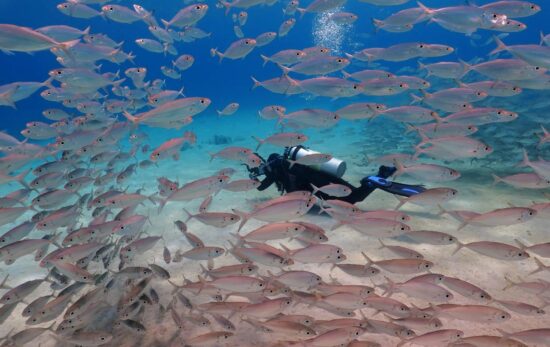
[339,166,399,204]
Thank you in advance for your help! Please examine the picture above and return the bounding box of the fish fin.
[490,35,507,55]
[502,276,517,291]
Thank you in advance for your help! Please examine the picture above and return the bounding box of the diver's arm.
[257,175,275,191]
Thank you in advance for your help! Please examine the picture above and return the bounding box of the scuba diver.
[247,146,426,204]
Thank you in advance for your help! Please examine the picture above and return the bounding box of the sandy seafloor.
[0,111,549,347]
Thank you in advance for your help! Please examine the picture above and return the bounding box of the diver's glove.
[377,165,397,179]
[247,162,267,180]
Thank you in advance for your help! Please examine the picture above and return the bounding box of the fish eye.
[419,44,424,48]
[196,5,201,9]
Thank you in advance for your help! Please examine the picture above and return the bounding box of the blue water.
[0,0,545,132]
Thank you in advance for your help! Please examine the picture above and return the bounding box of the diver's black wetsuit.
[252,153,402,204]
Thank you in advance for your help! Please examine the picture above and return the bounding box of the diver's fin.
[365,176,426,197]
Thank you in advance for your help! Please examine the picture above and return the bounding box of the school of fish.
[0,0,549,346]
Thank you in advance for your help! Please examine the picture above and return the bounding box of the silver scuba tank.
[287,146,347,178]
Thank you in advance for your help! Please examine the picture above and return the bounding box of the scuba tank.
[285,146,347,178]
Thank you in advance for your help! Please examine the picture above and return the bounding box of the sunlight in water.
[312,7,349,55]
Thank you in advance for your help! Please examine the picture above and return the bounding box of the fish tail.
[392,158,405,179]
[182,208,193,223]
[276,63,291,76]
[458,58,471,74]
[310,183,320,196]
[232,209,249,232]
[250,76,261,90]
[360,251,373,266]
[451,240,465,255]
[229,232,245,247]
[161,19,170,29]
[377,238,387,250]
[394,195,406,210]
[502,276,517,291]
[496,328,510,338]
[0,274,9,289]
[57,39,79,59]
[296,7,306,18]
[519,148,531,168]
[197,275,206,294]
[529,257,548,275]
[15,169,31,189]
[416,1,434,16]
[382,276,396,297]
[514,238,528,250]
[490,35,507,55]
[409,93,422,105]
[252,136,264,151]
[456,219,468,231]
[122,111,139,124]
[417,60,426,72]
[208,152,216,162]
[371,18,383,32]
[404,123,418,134]
[491,173,502,186]
[218,1,231,15]
[260,54,270,67]
[157,197,168,214]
